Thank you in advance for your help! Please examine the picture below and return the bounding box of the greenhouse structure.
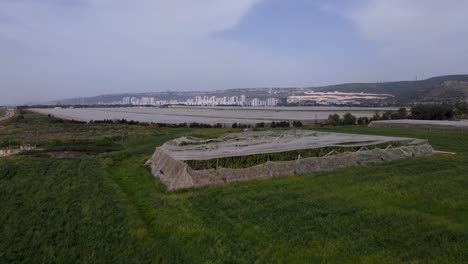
[147,130,434,190]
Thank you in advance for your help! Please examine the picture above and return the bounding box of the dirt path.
[0,108,15,122]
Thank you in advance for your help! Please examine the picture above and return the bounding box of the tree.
[381,111,393,120]
[255,122,265,128]
[357,117,369,126]
[327,114,341,126]
[454,102,468,116]
[292,121,303,127]
[411,104,454,120]
[396,107,408,119]
[277,121,290,127]
[372,111,381,121]
[342,113,357,125]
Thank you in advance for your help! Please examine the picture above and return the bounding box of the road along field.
[31,106,385,125]
[0,110,467,263]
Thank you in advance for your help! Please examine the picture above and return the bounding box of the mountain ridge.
[52,74,468,105]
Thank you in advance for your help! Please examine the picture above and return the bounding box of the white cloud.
[3,0,316,104]
[1,0,468,104]
[349,0,468,77]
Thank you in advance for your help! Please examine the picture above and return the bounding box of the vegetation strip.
[186,142,404,170]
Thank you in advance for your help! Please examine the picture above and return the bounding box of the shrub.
[342,113,357,125]
[396,107,408,119]
[255,122,265,128]
[189,122,212,128]
[327,114,341,126]
[357,117,369,126]
[372,112,382,121]
[276,121,290,128]
[454,102,468,116]
[292,121,303,127]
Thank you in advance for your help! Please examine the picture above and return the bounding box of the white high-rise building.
[195,96,202,105]
[140,97,153,105]
[267,97,278,106]
[185,94,277,107]
[130,97,139,105]
[240,95,246,105]
[251,98,260,107]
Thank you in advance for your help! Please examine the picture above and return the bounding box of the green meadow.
[0,111,467,263]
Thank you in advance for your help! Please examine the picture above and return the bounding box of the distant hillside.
[52,74,468,105]
[312,75,468,103]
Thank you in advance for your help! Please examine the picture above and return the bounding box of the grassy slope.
[0,119,467,263]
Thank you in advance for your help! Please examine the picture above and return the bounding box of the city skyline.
[120,94,279,107]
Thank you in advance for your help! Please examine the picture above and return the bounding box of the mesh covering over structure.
[147,130,434,190]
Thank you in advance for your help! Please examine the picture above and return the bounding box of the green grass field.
[1,112,467,263]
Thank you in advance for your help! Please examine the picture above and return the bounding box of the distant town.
[120,95,280,107]
[43,75,468,107]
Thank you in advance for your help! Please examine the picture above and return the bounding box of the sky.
[1,0,468,104]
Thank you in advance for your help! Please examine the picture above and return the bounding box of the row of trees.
[409,104,454,120]
[372,108,408,121]
[90,119,141,125]
[328,103,468,126]
[88,119,303,129]
[409,102,468,120]
[327,113,369,126]
[232,120,302,129]
[454,102,468,116]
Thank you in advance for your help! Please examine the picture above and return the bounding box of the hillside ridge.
[52,74,468,105]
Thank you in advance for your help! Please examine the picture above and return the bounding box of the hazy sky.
[1,0,468,104]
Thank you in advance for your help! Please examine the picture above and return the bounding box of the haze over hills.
[51,75,468,106]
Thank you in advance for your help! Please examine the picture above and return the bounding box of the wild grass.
[0,117,467,263]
